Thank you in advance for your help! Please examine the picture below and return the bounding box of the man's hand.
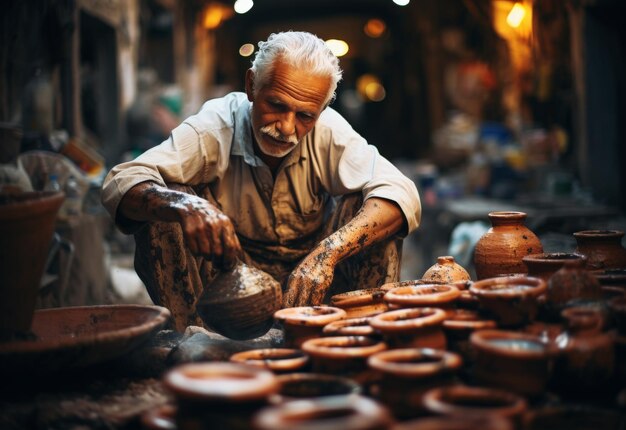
[283,249,336,307]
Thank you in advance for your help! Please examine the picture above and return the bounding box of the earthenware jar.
[422,256,471,285]
[0,191,64,339]
[574,229,626,270]
[470,329,552,397]
[383,284,461,314]
[323,316,377,337]
[474,211,543,280]
[422,385,527,429]
[301,335,387,384]
[442,309,497,364]
[330,288,388,318]
[274,306,347,348]
[545,259,603,321]
[368,348,463,419]
[253,394,394,430]
[551,306,616,398]
[370,307,448,350]
[270,373,361,404]
[469,276,547,327]
[196,260,282,340]
[163,362,279,430]
[522,252,587,282]
[229,348,310,374]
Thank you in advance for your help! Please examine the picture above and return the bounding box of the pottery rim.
[322,317,376,337]
[469,276,547,299]
[422,385,527,419]
[301,335,387,359]
[330,288,387,308]
[470,329,551,359]
[442,309,497,331]
[272,372,362,401]
[229,348,309,372]
[367,347,462,377]
[369,307,447,333]
[384,284,461,306]
[522,252,587,265]
[273,306,347,327]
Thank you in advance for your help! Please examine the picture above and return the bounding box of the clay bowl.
[274,306,347,348]
[370,307,448,349]
[229,348,310,374]
[522,252,587,282]
[0,304,170,373]
[330,288,389,318]
[443,309,497,363]
[270,372,362,404]
[384,284,461,313]
[469,276,547,327]
[323,317,377,337]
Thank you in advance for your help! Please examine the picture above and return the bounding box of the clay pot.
[442,309,497,363]
[253,394,394,430]
[421,256,471,285]
[196,260,282,340]
[368,348,462,419]
[545,259,603,321]
[0,191,64,339]
[301,335,387,384]
[391,416,514,430]
[380,279,425,292]
[330,288,389,318]
[525,405,622,430]
[602,286,626,301]
[163,362,279,430]
[274,306,347,348]
[474,211,543,280]
[270,372,362,403]
[522,252,587,282]
[551,306,616,398]
[229,348,310,374]
[422,385,527,428]
[469,276,547,327]
[323,317,377,337]
[609,296,626,335]
[369,307,447,350]
[593,268,626,288]
[574,230,626,270]
[470,330,552,397]
[384,284,460,315]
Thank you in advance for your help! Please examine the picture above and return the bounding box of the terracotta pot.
[470,329,552,397]
[270,372,361,404]
[301,335,387,384]
[522,252,587,282]
[196,260,282,340]
[421,256,471,285]
[525,405,622,430]
[323,317,377,337]
[0,191,64,339]
[391,415,514,430]
[545,259,603,321]
[383,284,460,314]
[574,230,626,270]
[368,348,462,419]
[274,306,347,348]
[602,286,626,301]
[473,211,543,280]
[422,385,527,428]
[229,348,310,374]
[551,306,616,398]
[469,276,546,327]
[163,362,279,430]
[330,288,389,318]
[593,268,626,288]
[380,279,425,292]
[369,307,447,350]
[443,309,497,364]
[253,394,394,430]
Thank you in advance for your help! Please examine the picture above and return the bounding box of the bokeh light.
[364,18,386,38]
[239,43,255,57]
[234,0,254,14]
[325,39,349,57]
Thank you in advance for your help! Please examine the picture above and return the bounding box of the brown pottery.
[384,284,460,314]
[0,191,64,339]
[380,279,425,292]
[574,229,626,270]
[229,348,310,374]
[270,372,361,403]
[368,348,462,419]
[323,316,377,337]
[370,307,448,350]
[522,252,587,282]
[274,306,346,348]
[608,296,626,335]
[474,211,543,280]
[330,288,389,318]
[422,256,471,285]
[442,308,497,363]
[391,415,514,430]
[469,276,546,327]
[525,405,622,430]
[196,260,282,340]
[593,268,626,288]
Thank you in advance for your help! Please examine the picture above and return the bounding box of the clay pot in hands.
[274,306,346,348]
[368,348,462,419]
[370,307,448,350]
[522,252,587,282]
[330,288,388,318]
[574,229,626,270]
[323,317,377,337]
[196,260,282,340]
[474,211,543,280]
[422,256,471,285]
[545,259,603,321]
[229,348,310,374]
[384,284,461,314]
[469,276,546,327]
[270,373,361,404]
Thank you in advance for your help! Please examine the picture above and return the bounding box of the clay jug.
[522,252,587,282]
[474,211,543,280]
[545,259,603,321]
[196,260,282,340]
[422,255,471,284]
[0,191,64,339]
[574,230,626,270]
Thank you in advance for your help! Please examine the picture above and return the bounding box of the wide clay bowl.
[384,284,461,309]
[522,252,587,281]
[0,304,170,373]
[469,276,546,327]
[274,306,347,347]
[330,288,388,318]
[370,307,448,349]
[229,348,310,373]
[323,317,377,337]
[270,372,362,403]
[368,348,462,379]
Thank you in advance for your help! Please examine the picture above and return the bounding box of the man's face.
[246,61,332,159]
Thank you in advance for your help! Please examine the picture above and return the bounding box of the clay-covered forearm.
[117,181,197,223]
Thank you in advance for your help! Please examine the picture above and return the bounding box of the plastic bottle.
[44,173,62,192]
[63,175,82,219]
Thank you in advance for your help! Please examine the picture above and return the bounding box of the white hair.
[250,31,343,106]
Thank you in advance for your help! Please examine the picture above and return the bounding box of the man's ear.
[245,69,255,101]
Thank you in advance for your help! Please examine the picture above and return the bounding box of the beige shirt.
[102,92,421,245]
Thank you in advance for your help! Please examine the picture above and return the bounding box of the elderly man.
[102,31,421,331]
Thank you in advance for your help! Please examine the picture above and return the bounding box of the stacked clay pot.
[574,229,626,270]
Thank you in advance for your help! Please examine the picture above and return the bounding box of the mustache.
[260,125,298,145]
